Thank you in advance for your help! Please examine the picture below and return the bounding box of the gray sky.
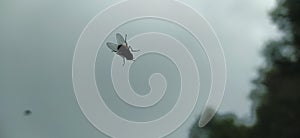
[0,0,281,137]
[187,0,281,118]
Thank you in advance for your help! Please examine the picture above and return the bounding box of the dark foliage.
[190,0,300,137]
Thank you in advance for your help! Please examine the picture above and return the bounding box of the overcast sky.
[187,0,281,118]
[0,0,281,137]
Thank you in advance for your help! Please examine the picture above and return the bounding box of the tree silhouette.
[190,0,300,137]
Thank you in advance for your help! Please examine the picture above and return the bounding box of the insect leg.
[129,46,140,52]
[122,57,125,66]
[125,34,128,46]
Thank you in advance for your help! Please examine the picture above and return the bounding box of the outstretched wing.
[106,42,118,52]
[116,33,125,45]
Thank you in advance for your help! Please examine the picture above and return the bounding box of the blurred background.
[190,0,300,138]
[0,0,299,138]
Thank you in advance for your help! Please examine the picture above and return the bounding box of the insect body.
[107,33,140,66]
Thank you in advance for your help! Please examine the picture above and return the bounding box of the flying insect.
[107,33,140,66]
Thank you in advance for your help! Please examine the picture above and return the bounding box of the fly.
[107,33,140,66]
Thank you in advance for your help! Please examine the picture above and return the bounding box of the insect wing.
[106,42,118,52]
[116,33,125,45]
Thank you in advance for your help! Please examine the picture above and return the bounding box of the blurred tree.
[189,114,249,138]
[190,0,300,137]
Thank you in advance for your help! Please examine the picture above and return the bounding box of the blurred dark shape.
[190,107,249,138]
[190,0,300,137]
[190,113,249,138]
[198,107,216,127]
[24,110,32,116]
